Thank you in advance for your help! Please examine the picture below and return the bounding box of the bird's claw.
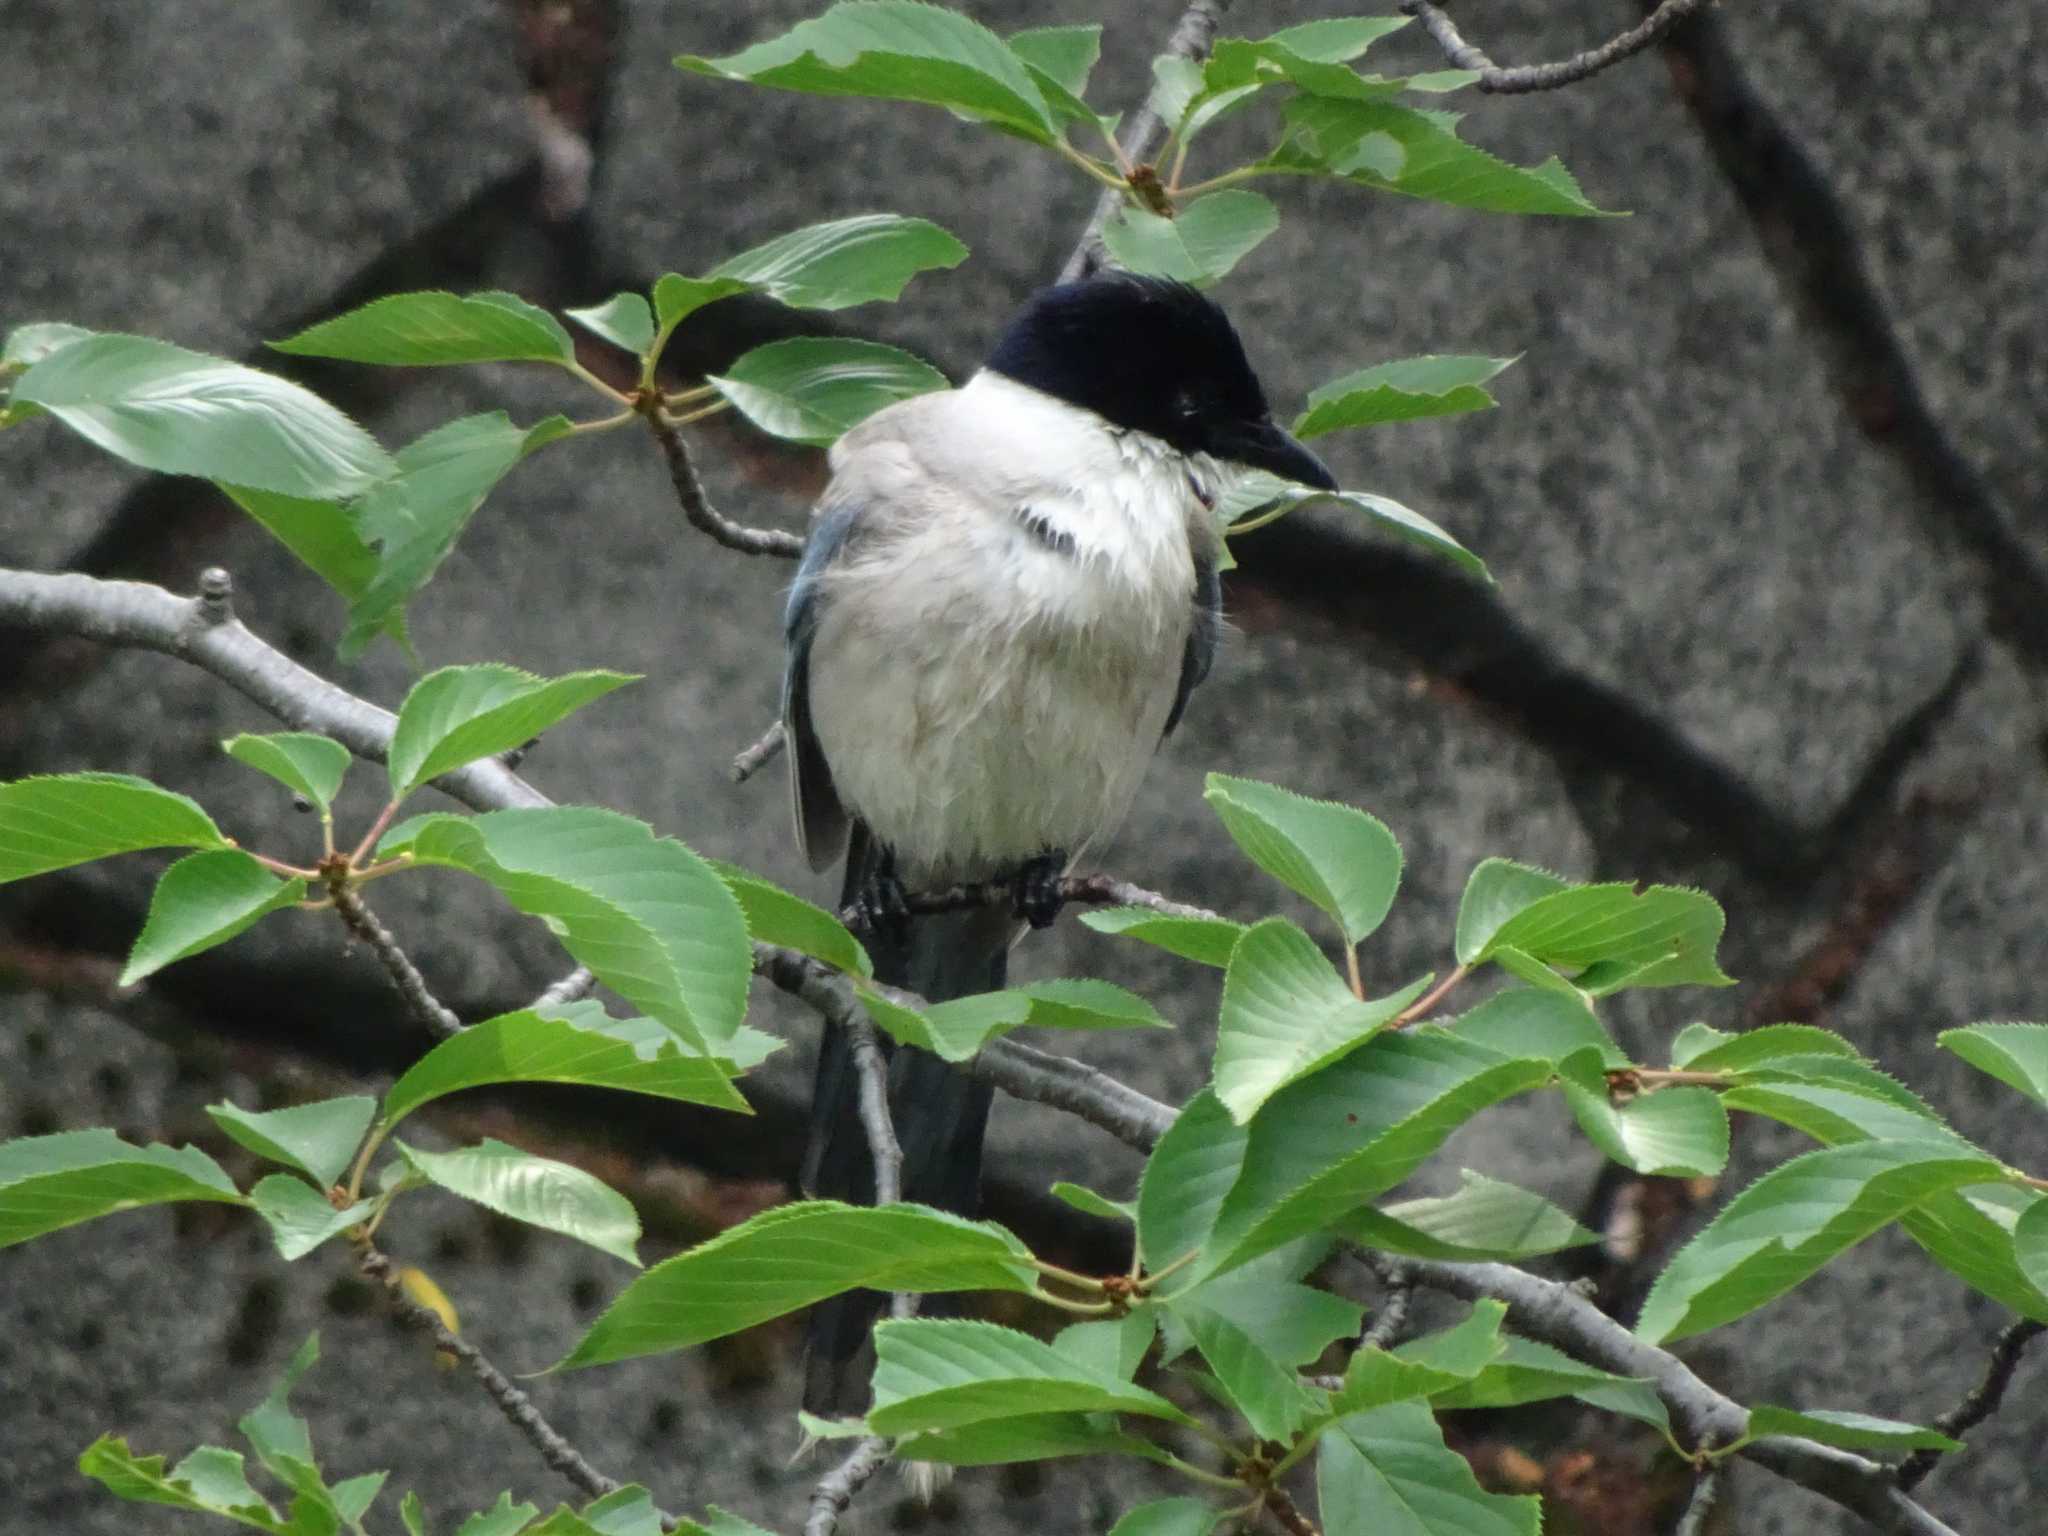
[852,857,911,944]
[1011,851,1068,930]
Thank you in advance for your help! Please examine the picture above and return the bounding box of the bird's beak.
[1212,416,1338,492]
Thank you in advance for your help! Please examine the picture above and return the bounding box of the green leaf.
[1079,905,1245,966]
[1204,774,1403,946]
[1054,1310,1158,1383]
[402,1490,429,1536]
[381,808,750,1054]
[1429,1336,1662,1426]
[223,733,352,813]
[1318,1403,1541,1536]
[1212,917,1427,1123]
[1294,355,1514,439]
[388,664,637,795]
[456,1494,542,1536]
[332,1473,388,1525]
[558,1201,1035,1369]
[1106,1499,1224,1536]
[0,1129,243,1247]
[398,1138,642,1265]
[340,412,561,659]
[2015,1197,2048,1300]
[1674,1022,1860,1071]
[1450,988,1625,1068]
[1007,24,1103,114]
[1308,1311,1501,1422]
[1137,1090,1249,1279]
[713,861,869,975]
[208,1096,378,1186]
[708,213,969,310]
[676,2,1059,146]
[1349,1169,1599,1261]
[272,291,574,367]
[650,275,754,332]
[12,334,392,498]
[1940,1024,2048,1106]
[1560,1049,1728,1177]
[1269,95,1615,217]
[1050,1180,1135,1224]
[1745,1405,1961,1453]
[894,1413,1167,1467]
[1101,191,1280,285]
[861,979,1165,1064]
[236,1333,322,1483]
[1455,859,1569,965]
[384,1004,748,1124]
[1161,1238,1361,1367]
[1263,17,1412,63]
[1205,1032,1554,1278]
[1177,1305,1314,1440]
[1720,1075,1964,1152]
[1218,471,1489,581]
[249,1174,374,1261]
[0,772,227,882]
[1464,881,1733,991]
[565,294,656,357]
[79,1437,284,1531]
[1636,1140,2009,1344]
[708,337,946,446]
[867,1318,1194,1435]
[121,850,307,985]
[3,319,94,369]
[533,1487,665,1536]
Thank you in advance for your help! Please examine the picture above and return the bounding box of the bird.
[782,271,1336,1415]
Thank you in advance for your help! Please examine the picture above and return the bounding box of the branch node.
[732,721,787,782]
[196,566,235,624]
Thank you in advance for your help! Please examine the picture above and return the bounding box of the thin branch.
[328,884,464,1041]
[731,721,787,783]
[1058,0,1234,282]
[532,966,597,1009]
[1260,1483,1321,1536]
[644,412,804,559]
[1896,1318,2045,1491]
[1359,1257,1413,1350]
[847,873,1226,926]
[804,1435,892,1536]
[1399,0,1717,94]
[358,1241,638,1510]
[1674,1465,1722,1536]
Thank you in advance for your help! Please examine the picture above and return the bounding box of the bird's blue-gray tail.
[800,825,1007,1417]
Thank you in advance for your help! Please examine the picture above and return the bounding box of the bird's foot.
[1010,850,1068,931]
[851,852,911,945]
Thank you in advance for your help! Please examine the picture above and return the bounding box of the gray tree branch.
[1400,0,1718,94]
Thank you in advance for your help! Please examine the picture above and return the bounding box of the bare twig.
[359,1241,639,1510]
[1060,0,1235,282]
[845,873,1226,927]
[644,412,804,559]
[1896,1318,2046,1491]
[1359,1256,1413,1350]
[804,1435,892,1536]
[328,884,464,1041]
[1400,0,1717,94]
[532,966,598,1010]
[1674,1465,1722,1536]
[1260,1482,1321,1536]
[731,721,787,782]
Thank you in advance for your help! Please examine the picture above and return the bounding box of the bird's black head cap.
[984,273,1335,489]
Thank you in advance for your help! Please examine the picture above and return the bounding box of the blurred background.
[1,2,2041,1532]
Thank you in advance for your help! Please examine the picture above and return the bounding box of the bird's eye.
[1173,391,1200,419]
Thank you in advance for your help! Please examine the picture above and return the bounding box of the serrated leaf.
[388,664,637,794]
[2015,1198,2048,1299]
[1049,1180,1134,1223]
[1318,1402,1541,1536]
[219,483,386,626]
[1294,355,1514,439]
[456,1493,541,1536]
[249,1174,374,1261]
[272,291,574,367]
[708,337,946,446]
[1270,95,1615,217]
[860,979,1164,1064]
[1455,859,1568,965]
[1677,1023,1860,1071]
[12,334,392,498]
[533,1486,665,1536]
[1903,1185,2048,1320]
[3,319,94,369]
[79,1436,284,1530]
[1137,1090,1249,1279]
[708,213,969,310]
[650,275,754,332]
[1429,1336,1660,1424]
[383,1004,747,1124]
[121,849,307,985]
[0,772,227,882]
[1560,1049,1728,1177]
[868,1318,1193,1435]
[341,412,562,660]
[558,1201,1035,1369]
[710,860,870,976]
[1178,1305,1314,1440]
[332,1473,387,1525]
[1635,1140,2008,1344]
[402,1490,429,1536]
[380,808,750,1055]
[1720,1075,1965,1152]
[1213,918,1427,1123]
[565,294,656,357]
[1007,24,1103,121]
[895,1413,1167,1467]
[1940,1023,2048,1106]
[1079,906,1245,966]
[1350,1169,1598,1261]
[676,2,1059,146]
[1306,1306,1503,1426]
[1449,987,1625,1068]
[1106,1498,1224,1536]
[1160,1238,1361,1368]
[0,1129,243,1247]
[208,1096,377,1186]
[1204,775,1402,946]
[398,1138,641,1265]
[1746,1405,1961,1453]
[1053,1310,1157,1383]
[223,733,352,812]
[1218,470,1488,581]
[1469,882,1733,991]
[1102,190,1280,285]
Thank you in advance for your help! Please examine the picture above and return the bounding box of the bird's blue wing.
[1163,550,1222,737]
[783,494,866,870]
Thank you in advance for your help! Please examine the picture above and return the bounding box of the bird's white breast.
[804,373,1214,882]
